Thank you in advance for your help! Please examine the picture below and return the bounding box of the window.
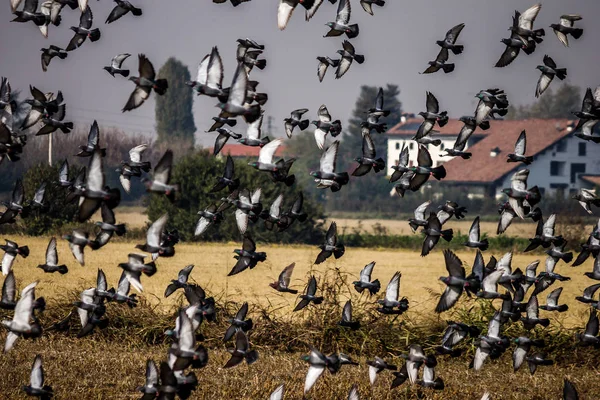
[550,161,566,176]
[579,142,586,156]
[395,142,400,150]
[409,142,414,150]
[571,163,586,183]
[556,141,567,152]
[440,143,445,150]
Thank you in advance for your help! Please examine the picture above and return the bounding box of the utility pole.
[48,134,52,166]
[267,115,273,136]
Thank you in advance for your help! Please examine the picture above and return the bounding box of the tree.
[506,83,581,120]
[155,58,196,147]
[146,150,326,244]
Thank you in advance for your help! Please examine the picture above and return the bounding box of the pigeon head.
[325,22,334,28]
[248,162,258,168]
[535,65,544,71]
[310,171,319,178]
[501,188,511,196]
[418,111,428,118]
[128,76,138,83]
[184,80,197,88]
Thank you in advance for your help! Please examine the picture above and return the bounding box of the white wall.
[386,136,461,176]
[495,136,600,198]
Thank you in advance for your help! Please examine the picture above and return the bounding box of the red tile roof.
[210,144,286,158]
[442,119,575,184]
[580,175,600,187]
[387,118,488,137]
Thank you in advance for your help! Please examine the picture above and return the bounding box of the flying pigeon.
[211,155,239,193]
[408,200,431,232]
[302,347,328,394]
[11,0,47,26]
[37,237,67,274]
[36,103,73,136]
[464,217,489,251]
[377,271,409,314]
[338,300,359,330]
[501,169,541,220]
[66,6,101,51]
[223,330,258,369]
[335,40,364,79]
[23,354,53,399]
[277,0,316,30]
[186,47,228,101]
[3,281,40,352]
[312,105,341,149]
[572,189,600,214]
[269,263,298,294]
[164,265,194,298]
[535,55,567,98]
[352,133,385,176]
[360,0,384,16]
[217,62,261,123]
[106,0,142,24]
[436,250,466,313]
[76,120,106,157]
[507,130,533,164]
[311,141,349,192]
[143,150,179,201]
[512,336,545,371]
[136,214,175,258]
[194,203,223,236]
[366,357,396,385]
[353,261,380,295]
[104,53,131,77]
[324,0,359,39]
[414,92,448,143]
[41,46,67,72]
[284,108,310,138]
[316,57,340,82]
[422,48,454,74]
[294,275,324,311]
[550,15,583,47]
[123,54,168,112]
[315,221,345,264]
[422,213,453,257]
[389,145,409,183]
[228,234,266,276]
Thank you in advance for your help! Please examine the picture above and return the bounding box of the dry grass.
[1,237,598,399]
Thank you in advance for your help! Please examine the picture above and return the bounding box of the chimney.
[490,147,501,157]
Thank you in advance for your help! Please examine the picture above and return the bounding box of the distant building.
[440,118,599,198]
[385,114,491,176]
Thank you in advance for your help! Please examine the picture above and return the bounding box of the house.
[385,114,491,176]
[209,144,286,160]
[439,118,599,198]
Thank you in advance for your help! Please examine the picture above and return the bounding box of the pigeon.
[408,200,431,232]
[578,308,600,346]
[294,276,324,312]
[366,357,396,385]
[118,254,157,293]
[352,133,385,176]
[143,150,179,201]
[228,234,267,276]
[576,284,600,305]
[213,0,251,6]
[317,57,340,82]
[217,62,261,123]
[495,26,535,69]
[413,92,448,142]
[186,47,227,101]
[223,302,253,341]
[377,271,409,314]
[136,214,175,258]
[338,300,360,330]
[269,383,284,400]
[94,269,114,301]
[122,54,168,112]
[535,55,567,98]
[117,143,150,192]
[168,309,209,371]
[526,353,554,375]
[2,281,39,352]
[335,40,365,79]
[104,53,131,77]
[223,331,258,369]
[513,336,545,371]
[422,48,454,74]
[474,88,510,125]
[284,108,310,138]
[572,189,600,214]
[507,130,533,165]
[324,0,359,39]
[302,347,328,394]
[76,120,107,157]
[573,222,600,267]
[194,203,223,237]
[539,287,568,312]
[390,363,409,389]
[473,311,509,371]
[211,155,239,193]
[408,146,447,191]
[11,0,47,26]
[213,127,242,156]
[360,0,384,16]
[111,271,138,308]
[353,261,380,295]
[389,145,410,183]
[37,237,67,275]
[563,379,579,400]
[464,217,489,251]
[78,149,120,222]
[164,265,194,298]
[63,229,97,266]
[312,105,341,149]
[259,194,287,231]
[311,141,349,192]
[23,354,53,399]
[418,355,444,390]
[106,0,142,24]
[41,46,67,72]
[270,263,298,294]
[476,270,509,300]
[1,239,29,276]
[401,344,427,384]
[573,118,600,143]
[572,87,600,121]
[36,103,73,136]
[277,0,316,30]
[442,118,481,159]
[66,6,101,51]
[21,87,61,129]
[509,4,545,43]
[436,250,466,313]
[315,221,345,264]
[551,15,583,47]
[501,169,541,220]
[436,321,480,357]
[220,188,262,234]
[422,213,453,257]
[136,360,158,399]
[0,179,25,225]
[279,193,308,228]
[525,214,563,252]
[436,23,465,54]
[237,48,266,74]
[545,240,573,264]
[248,138,283,172]
[207,113,237,132]
[520,295,550,330]
[0,271,17,310]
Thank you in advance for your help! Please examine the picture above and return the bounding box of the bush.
[146,149,326,244]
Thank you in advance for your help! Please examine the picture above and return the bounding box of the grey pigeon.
[223,330,258,369]
[509,4,545,43]
[353,261,380,295]
[315,221,344,264]
[409,146,447,191]
[338,300,359,330]
[418,355,444,390]
[186,47,227,101]
[316,57,340,82]
[223,302,253,342]
[214,127,242,156]
[164,265,194,298]
[507,130,533,164]
[23,354,53,399]
[284,108,310,138]
[1,239,29,275]
[2,281,39,352]
[539,287,568,312]
[37,237,67,274]
[311,105,341,149]
[66,6,100,51]
[464,217,489,251]
[408,200,431,232]
[389,145,409,182]
[41,46,67,72]
[572,189,600,214]
[63,229,97,266]
[0,271,17,310]
[551,15,583,47]
[217,62,261,123]
[521,295,550,330]
[78,149,120,222]
[228,234,266,276]
[76,120,106,157]
[535,55,567,98]
[106,0,142,24]
[211,155,239,193]
[269,263,298,294]
[501,169,541,220]
[436,250,466,313]
[324,0,359,39]
[194,203,223,236]
[311,141,349,192]
[143,150,179,201]
[352,133,384,176]
[207,113,237,132]
[301,347,328,394]
[377,271,409,314]
[360,0,384,16]
[422,48,454,74]
[104,53,131,77]
[294,275,324,311]
[118,253,157,293]
[136,360,158,399]
[577,308,600,346]
[123,54,168,112]
[413,92,448,143]
[277,0,317,30]
[421,213,453,257]
[11,0,46,26]
[136,214,174,258]
[513,336,545,371]
[36,103,73,136]
[335,40,364,79]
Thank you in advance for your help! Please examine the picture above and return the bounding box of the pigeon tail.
[430,165,446,180]
[254,93,268,106]
[441,229,453,242]
[118,69,130,78]
[570,28,583,39]
[18,245,30,258]
[539,318,550,327]
[522,41,536,55]
[57,265,68,274]
[368,279,381,295]
[153,79,168,95]
[245,349,259,365]
[561,252,573,264]
[89,29,101,42]
[478,239,489,251]
[556,304,569,312]
[284,174,295,187]
[442,63,455,73]
[555,69,567,80]
[346,24,360,39]
[354,54,365,64]
[333,244,345,259]
[143,262,157,277]
[114,224,126,236]
[437,112,449,127]
[450,45,464,55]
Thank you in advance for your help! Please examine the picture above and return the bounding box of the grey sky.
[1,0,599,146]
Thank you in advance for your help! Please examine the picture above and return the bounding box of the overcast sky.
[1,0,599,146]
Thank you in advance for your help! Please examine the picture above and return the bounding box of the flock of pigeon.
[1,0,600,399]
